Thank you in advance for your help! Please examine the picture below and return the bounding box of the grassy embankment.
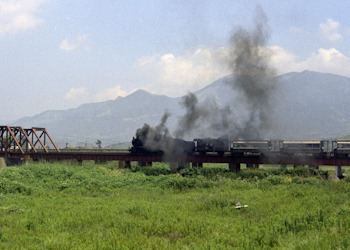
[0,162,350,249]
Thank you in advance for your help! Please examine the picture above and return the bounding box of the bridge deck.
[2,149,350,166]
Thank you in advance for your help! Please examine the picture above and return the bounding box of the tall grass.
[0,162,349,248]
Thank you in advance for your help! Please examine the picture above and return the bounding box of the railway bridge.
[0,126,348,178]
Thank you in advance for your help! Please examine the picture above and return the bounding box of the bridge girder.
[0,126,59,157]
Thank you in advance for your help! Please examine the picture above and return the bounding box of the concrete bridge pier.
[0,158,6,168]
[138,161,146,167]
[178,162,190,170]
[247,163,259,169]
[24,158,33,165]
[118,161,131,169]
[138,161,152,167]
[169,162,190,173]
[228,163,241,172]
[335,166,343,179]
[192,162,203,168]
[118,161,126,169]
[169,162,178,174]
[67,159,83,166]
[95,160,108,165]
[77,160,83,166]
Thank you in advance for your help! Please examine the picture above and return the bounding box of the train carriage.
[333,140,350,158]
[193,138,229,156]
[280,140,325,157]
[230,140,271,157]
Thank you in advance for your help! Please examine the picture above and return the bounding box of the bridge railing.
[0,126,60,156]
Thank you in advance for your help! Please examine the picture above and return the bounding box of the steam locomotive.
[130,136,229,156]
[130,136,350,158]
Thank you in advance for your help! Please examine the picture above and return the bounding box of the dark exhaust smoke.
[174,92,231,139]
[134,6,277,158]
[135,112,171,153]
[135,112,190,161]
[175,6,276,140]
[227,6,276,138]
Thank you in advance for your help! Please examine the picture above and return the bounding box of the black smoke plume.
[134,6,277,158]
[174,93,231,139]
[135,112,190,161]
[175,6,276,140]
[135,112,171,152]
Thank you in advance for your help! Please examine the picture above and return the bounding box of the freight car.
[333,140,350,158]
[193,138,229,156]
[230,140,271,157]
[280,140,326,158]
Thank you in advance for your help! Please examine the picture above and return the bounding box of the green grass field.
[0,161,350,249]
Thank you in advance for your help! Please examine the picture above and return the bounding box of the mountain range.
[14,70,350,147]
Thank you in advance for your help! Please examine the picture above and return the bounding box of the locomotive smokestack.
[135,112,189,161]
[135,112,171,153]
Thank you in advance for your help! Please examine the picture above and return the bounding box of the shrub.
[159,175,198,190]
[237,169,266,180]
[142,166,170,176]
[265,167,329,179]
[156,175,215,190]
[342,175,350,183]
[131,165,170,176]
[179,167,199,177]
[179,167,230,179]
[282,176,293,185]
[291,176,302,184]
[267,175,283,185]
[199,167,229,177]
[0,180,32,195]
[256,179,272,189]
[303,177,320,185]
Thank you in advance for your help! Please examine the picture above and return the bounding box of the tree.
[96,140,102,149]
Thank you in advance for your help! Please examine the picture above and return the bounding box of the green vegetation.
[0,162,350,249]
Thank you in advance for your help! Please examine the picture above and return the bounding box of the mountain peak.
[125,89,154,99]
[130,89,150,95]
[13,70,350,146]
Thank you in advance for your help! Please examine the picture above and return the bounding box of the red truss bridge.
[0,126,60,155]
[1,126,349,177]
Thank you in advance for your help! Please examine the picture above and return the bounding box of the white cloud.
[319,18,342,43]
[59,34,90,51]
[270,46,350,77]
[64,87,87,102]
[0,0,46,36]
[136,44,350,98]
[136,47,230,97]
[94,86,128,102]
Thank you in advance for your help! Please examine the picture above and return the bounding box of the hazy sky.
[1,0,350,122]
